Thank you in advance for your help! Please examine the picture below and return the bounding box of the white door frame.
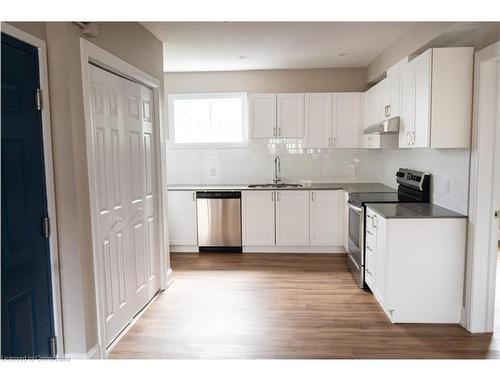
[464,41,500,333]
[80,39,172,359]
[1,22,65,356]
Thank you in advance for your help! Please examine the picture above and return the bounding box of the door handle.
[347,201,363,213]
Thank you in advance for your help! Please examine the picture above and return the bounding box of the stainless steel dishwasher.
[196,191,242,252]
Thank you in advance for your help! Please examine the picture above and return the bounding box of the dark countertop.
[366,202,467,219]
[167,182,395,193]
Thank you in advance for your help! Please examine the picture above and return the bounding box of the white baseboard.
[65,342,101,359]
[460,306,468,330]
[243,246,347,253]
[170,245,198,252]
[170,244,347,254]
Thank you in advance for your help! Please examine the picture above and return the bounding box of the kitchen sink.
[247,183,303,189]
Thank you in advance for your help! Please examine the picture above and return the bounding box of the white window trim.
[167,92,249,149]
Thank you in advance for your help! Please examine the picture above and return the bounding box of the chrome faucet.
[273,156,282,184]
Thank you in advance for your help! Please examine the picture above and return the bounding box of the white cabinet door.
[413,49,432,148]
[387,58,407,118]
[363,86,374,128]
[249,94,277,138]
[399,59,415,148]
[309,190,343,246]
[332,93,361,148]
[305,93,332,148]
[275,190,309,246]
[242,191,275,246]
[379,78,391,120]
[277,93,304,138]
[373,212,387,306]
[167,191,197,245]
[343,191,349,250]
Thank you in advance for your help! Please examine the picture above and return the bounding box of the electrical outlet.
[444,180,451,194]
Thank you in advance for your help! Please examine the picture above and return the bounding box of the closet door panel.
[89,65,132,347]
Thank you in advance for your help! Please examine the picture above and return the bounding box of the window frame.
[167,92,249,149]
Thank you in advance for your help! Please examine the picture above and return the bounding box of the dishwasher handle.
[196,191,241,199]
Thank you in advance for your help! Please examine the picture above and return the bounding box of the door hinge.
[42,217,50,238]
[49,336,57,357]
[35,88,42,111]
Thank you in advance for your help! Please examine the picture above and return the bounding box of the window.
[168,92,248,147]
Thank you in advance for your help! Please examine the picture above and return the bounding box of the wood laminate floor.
[109,253,500,359]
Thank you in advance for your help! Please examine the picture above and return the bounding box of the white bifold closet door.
[89,65,160,347]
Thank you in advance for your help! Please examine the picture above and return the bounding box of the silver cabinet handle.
[277,191,280,201]
[273,127,276,137]
[328,137,331,148]
[366,269,373,276]
[311,192,314,201]
[412,131,415,146]
[192,192,196,201]
[271,191,274,201]
[332,137,336,147]
[366,245,373,252]
[385,105,391,117]
[372,215,378,228]
[278,127,281,137]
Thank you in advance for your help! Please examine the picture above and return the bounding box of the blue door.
[1,33,55,358]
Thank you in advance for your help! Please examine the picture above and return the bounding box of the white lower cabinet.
[242,190,275,246]
[167,191,197,245]
[275,190,310,246]
[365,207,466,324]
[242,189,344,250]
[309,190,343,246]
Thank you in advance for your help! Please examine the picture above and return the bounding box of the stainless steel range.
[346,168,431,288]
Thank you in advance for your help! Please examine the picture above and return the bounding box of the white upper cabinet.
[413,49,432,148]
[277,93,305,138]
[249,94,277,138]
[386,57,407,118]
[275,190,310,246]
[305,92,362,149]
[400,58,416,148]
[242,191,275,246]
[332,93,362,148]
[399,47,473,149]
[167,191,198,245]
[305,93,332,148]
[309,190,343,246]
[364,78,390,128]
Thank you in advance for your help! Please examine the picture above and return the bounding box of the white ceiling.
[142,22,414,72]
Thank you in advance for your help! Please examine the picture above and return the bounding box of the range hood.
[363,116,400,135]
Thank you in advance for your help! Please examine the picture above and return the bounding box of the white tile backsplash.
[166,141,470,215]
[370,148,471,215]
[166,139,380,185]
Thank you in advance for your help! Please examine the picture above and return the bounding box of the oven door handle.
[347,201,363,213]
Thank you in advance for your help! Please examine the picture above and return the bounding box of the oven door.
[347,200,365,268]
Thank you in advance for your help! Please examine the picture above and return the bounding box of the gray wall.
[5,21,164,356]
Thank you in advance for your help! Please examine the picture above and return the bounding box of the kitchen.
[2,15,500,366]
